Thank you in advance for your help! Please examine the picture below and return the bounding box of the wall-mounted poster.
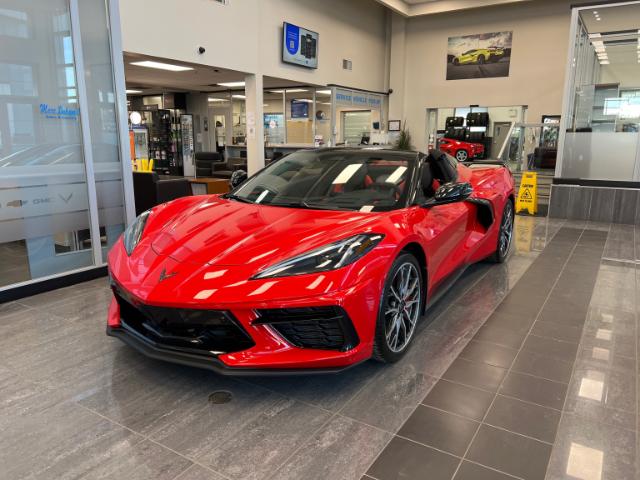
[446,31,513,80]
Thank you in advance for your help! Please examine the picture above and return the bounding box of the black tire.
[478,55,486,65]
[455,149,468,162]
[453,58,459,66]
[372,253,424,363]
[489,199,514,263]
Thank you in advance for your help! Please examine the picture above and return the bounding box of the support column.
[388,13,407,123]
[244,73,265,175]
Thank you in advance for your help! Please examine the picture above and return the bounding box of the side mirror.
[229,169,247,189]
[424,182,473,207]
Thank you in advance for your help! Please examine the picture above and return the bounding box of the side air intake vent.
[255,306,359,351]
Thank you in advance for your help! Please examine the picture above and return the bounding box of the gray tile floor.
[0,217,637,480]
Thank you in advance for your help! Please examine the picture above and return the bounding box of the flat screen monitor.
[282,22,318,69]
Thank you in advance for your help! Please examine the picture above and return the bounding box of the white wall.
[600,64,640,90]
[393,0,574,150]
[119,0,389,92]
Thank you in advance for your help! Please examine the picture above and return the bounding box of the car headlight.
[123,210,151,256]
[252,233,384,279]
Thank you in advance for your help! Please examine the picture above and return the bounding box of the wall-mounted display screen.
[282,22,318,69]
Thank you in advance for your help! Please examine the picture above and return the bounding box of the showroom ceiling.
[124,53,310,95]
[374,0,534,17]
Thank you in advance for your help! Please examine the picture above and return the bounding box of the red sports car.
[107,148,514,374]
[438,138,485,162]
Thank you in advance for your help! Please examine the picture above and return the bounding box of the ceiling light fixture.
[316,89,332,95]
[231,94,246,99]
[130,60,193,72]
[208,98,227,102]
[126,89,142,94]
[218,81,246,87]
[270,88,308,94]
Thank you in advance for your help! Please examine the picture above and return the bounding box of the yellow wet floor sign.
[515,171,537,215]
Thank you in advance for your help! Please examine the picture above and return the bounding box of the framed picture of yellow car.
[447,31,512,80]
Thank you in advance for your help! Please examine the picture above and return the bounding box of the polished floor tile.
[398,405,479,456]
[422,379,494,422]
[2,217,638,480]
[272,415,391,480]
[485,394,561,444]
[466,425,552,480]
[499,371,568,410]
[367,436,460,480]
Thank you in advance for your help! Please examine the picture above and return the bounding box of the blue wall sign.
[39,103,79,120]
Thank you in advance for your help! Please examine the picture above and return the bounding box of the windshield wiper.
[223,193,255,204]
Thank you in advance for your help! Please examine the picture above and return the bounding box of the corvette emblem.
[158,268,178,282]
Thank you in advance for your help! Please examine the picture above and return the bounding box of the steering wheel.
[370,181,402,198]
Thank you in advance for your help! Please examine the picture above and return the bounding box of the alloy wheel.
[499,201,514,257]
[384,262,421,353]
[456,150,468,162]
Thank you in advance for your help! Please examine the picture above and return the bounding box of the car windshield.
[230,149,415,212]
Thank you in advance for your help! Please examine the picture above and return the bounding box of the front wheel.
[490,199,514,263]
[372,253,424,363]
[455,149,468,162]
[478,55,486,64]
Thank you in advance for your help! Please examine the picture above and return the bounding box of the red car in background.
[107,148,514,374]
[438,138,485,162]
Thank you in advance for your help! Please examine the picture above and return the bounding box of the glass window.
[232,150,414,212]
[77,0,127,254]
[0,0,95,287]
[314,88,331,146]
[0,7,29,38]
[560,3,640,180]
[285,88,314,144]
[263,90,284,144]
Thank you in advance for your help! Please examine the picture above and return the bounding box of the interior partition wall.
[555,2,640,182]
[0,0,133,295]
[551,1,640,224]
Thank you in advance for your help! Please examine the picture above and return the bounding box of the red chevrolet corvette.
[438,138,485,162]
[107,148,514,374]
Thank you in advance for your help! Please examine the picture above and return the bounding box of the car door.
[409,160,473,292]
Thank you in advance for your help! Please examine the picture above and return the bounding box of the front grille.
[113,288,254,356]
[255,307,359,352]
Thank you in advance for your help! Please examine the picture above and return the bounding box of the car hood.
[149,196,384,267]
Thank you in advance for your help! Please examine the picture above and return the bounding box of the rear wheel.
[478,55,486,64]
[453,58,459,66]
[490,199,514,263]
[455,149,468,162]
[373,253,424,363]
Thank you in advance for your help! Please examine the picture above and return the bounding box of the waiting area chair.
[132,171,193,216]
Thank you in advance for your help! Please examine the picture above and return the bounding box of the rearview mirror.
[424,182,473,207]
[229,169,248,189]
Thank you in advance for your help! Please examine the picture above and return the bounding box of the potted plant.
[394,121,414,151]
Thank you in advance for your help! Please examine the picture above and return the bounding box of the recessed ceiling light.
[316,89,332,95]
[231,94,246,99]
[600,60,610,65]
[126,89,142,94]
[130,60,193,72]
[218,81,245,87]
[208,97,227,102]
[270,88,308,94]
[293,99,313,103]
